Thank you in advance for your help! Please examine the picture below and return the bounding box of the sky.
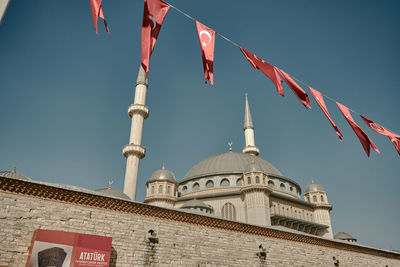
[1,0,399,250]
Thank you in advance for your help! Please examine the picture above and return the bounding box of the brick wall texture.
[1,184,399,267]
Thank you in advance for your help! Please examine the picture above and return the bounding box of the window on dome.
[167,186,171,195]
[263,177,265,184]
[268,180,274,187]
[255,176,260,183]
[158,185,163,194]
[321,195,324,202]
[221,203,236,221]
[193,183,200,191]
[182,186,187,193]
[313,195,317,202]
[151,186,155,194]
[290,186,293,191]
[206,180,214,188]
[280,183,285,190]
[236,178,243,186]
[306,196,310,202]
[247,177,251,184]
[220,179,230,187]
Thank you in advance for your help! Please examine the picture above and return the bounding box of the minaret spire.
[123,65,149,200]
[244,93,253,130]
[242,94,259,156]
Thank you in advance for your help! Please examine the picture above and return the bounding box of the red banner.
[26,229,112,267]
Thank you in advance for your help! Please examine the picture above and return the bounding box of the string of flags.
[89,0,400,157]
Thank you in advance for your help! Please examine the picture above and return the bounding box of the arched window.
[306,196,310,202]
[263,177,265,184]
[313,195,317,202]
[182,186,187,193]
[221,203,236,221]
[167,186,171,195]
[193,183,200,191]
[255,176,260,183]
[290,186,293,191]
[268,180,274,187]
[206,180,214,188]
[236,178,242,186]
[247,177,251,184]
[320,195,324,202]
[220,179,230,187]
[158,185,163,194]
[280,183,285,190]
[151,186,155,194]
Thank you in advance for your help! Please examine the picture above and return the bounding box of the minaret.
[242,94,259,156]
[123,66,149,200]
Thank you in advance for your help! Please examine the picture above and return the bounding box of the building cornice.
[0,177,399,260]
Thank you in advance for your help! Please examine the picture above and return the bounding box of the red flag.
[141,0,170,75]
[196,21,215,85]
[360,115,400,155]
[337,102,380,156]
[276,68,311,109]
[240,47,284,96]
[90,0,109,34]
[309,87,343,141]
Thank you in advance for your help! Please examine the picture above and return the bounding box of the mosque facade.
[143,95,333,239]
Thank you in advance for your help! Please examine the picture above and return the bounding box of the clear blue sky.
[1,0,399,250]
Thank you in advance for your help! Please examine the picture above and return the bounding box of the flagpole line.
[168,1,361,115]
[167,3,241,48]
[165,1,399,136]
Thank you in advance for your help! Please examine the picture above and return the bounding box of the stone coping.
[0,176,399,260]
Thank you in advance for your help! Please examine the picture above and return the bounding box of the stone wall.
[0,178,399,267]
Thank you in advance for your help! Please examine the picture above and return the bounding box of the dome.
[149,166,176,182]
[334,232,357,241]
[95,187,130,200]
[305,181,324,193]
[182,152,282,182]
[0,169,32,181]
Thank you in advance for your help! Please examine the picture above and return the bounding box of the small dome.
[181,199,211,210]
[305,181,324,193]
[245,161,262,172]
[149,165,176,182]
[334,232,357,241]
[0,168,32,181]
[95,187,130,200]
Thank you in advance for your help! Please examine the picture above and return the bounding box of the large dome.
[181,152,282,182]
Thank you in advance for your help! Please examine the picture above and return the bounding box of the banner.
[26,229,112,267]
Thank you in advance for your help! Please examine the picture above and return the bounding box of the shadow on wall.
[110,247,117,267]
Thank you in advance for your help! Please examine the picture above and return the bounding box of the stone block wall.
[0,179,399,267]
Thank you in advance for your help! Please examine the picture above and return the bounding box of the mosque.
[143,95,333,238]
[124,67,334,238]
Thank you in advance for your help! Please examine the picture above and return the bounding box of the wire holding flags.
[90,0,399,157]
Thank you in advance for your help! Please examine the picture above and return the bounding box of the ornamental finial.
[108,180,114,189]
[228,142,233,152]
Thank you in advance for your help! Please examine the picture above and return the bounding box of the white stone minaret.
[123,66,149,200]
[242,94,260,156]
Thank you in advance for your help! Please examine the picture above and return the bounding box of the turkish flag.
[309,87,343,141]
[337,102,380,156]
[196,21,215,85]
[141,0,170,75]
[361,115,400,155]
[240,47,284,96]
[90,0,109,34]
[276,68,311,109]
